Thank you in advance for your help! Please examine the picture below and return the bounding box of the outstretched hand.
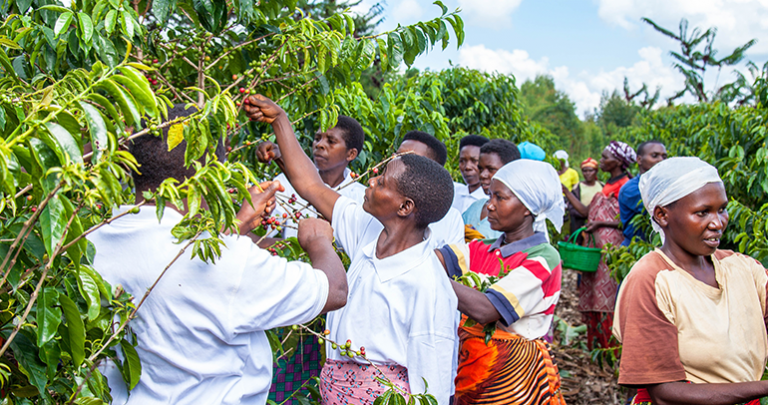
[244,94,284,123]
[236,180,285,235]
[256,141,281,164]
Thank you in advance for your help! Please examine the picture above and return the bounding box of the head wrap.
[639,157,723,242]
[492,160,565,233]
[554,150,569,167]
[605,141,636,170]
[518,141,546,161]
[581,158,598,169]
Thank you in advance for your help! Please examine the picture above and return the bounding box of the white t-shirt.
[451,182,486,214]
[430,206,465,246]
[272,168,366,239]
[327,196,459,404]
[90,206,329,405]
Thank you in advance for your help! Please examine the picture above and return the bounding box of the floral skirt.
[319,359,410,405]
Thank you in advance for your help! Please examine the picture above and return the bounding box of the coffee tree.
[0,0,464,402]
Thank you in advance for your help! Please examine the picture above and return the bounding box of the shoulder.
[618,177,640,199]
[715,249,767,277]
[524,242,561,271]
[623,251,672,288]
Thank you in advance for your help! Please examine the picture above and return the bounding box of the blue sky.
[353,0,768,116]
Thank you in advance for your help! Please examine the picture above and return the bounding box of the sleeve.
[331,195,370,254]
[228,239,329,333]
[406,333,456,404]
[437,243,471,279]
[484,253,548,327]
[613,258,686,386]
[746,255,768,330]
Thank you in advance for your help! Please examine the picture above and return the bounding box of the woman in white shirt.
[245,94,459,405]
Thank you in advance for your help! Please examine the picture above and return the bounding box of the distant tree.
[520,75,583,153]
[642,17,756,105]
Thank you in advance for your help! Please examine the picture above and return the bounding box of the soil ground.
[552,270,624,405]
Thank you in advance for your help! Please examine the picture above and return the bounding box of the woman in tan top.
[613,157,768,405]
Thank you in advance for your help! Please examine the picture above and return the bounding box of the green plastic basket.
[557,226,602,272]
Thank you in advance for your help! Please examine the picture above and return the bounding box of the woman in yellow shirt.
[554,150,579,191]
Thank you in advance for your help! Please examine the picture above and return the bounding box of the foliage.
[642,17,757,105]
[0,0,466,402]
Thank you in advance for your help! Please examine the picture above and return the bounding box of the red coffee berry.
[239,87,245,93]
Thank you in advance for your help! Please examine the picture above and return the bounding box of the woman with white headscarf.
[578,140,636,351]
[435,160,567,405]
[554,150,579,191]
[613,157,768,405]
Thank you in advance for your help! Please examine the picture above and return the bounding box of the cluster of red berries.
[261,216,283,231]
[286,193,298,204]
[141,65,160,86]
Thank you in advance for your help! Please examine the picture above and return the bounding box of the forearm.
[564,190,589,217]
[305,242,348,314]
[271,113,337,219]
[647,380,768,405]
[450,280,502,325]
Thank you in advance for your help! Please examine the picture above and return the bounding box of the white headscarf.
[639,157,723,242]
[554,150,569,168]
[492,160,565,233]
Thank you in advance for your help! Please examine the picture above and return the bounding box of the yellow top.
[559,167,580,191]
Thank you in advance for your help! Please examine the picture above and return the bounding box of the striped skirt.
[455,320,566,405]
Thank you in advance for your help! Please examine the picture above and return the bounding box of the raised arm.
[435,248,502,324]
[563,184,589,217]
[244,95,339,221]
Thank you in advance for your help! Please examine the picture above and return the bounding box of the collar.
[361,228,434,282]
[488,232,548,258]
[607,172,628,184]
[469,185,486,198]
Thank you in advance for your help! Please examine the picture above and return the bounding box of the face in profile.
[486,179,530,232]
[364,159,407,221]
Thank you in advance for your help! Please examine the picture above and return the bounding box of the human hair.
[393,154,454,228]
[334,115,365,156]
[402,130,448,166]
[459,134,489,150]
[637,140,665,156]
[130,104,226,191]
[479,139,520,164]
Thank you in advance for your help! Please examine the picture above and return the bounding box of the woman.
[578,141,636,350]
[437,160,567,405]
[462,139,520,241]
[563,158,603,243]
[614,157,768,405]
[554,150,579,191]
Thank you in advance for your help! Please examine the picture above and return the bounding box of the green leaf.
[59,294,85,368]
[39,193,66,257]
[105,10,117,35]
[77,267,101,320]
[119,339,142,390]
[38,4,72,13]
[0,38,21,50]
[54,12,74,37]
[120,11,135,38]
[45,121,83,164]
[10,332,48,401]
[74,398,105,405]
[152,0,176,24]
[112,74,155,116]
[37,287,62,347]
[96,79,141,127]
[79,101,109,161]
[78,12,94,43]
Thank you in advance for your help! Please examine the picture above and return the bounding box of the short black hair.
[393,154,454,228]
[479,139,520,164]
[402,130,448,166]
[637,140,665,156]
[459,134,489,150]
[130,104,226,191]
[334,115,365,156]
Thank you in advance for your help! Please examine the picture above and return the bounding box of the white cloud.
[390,0,424,23]
[458,44,683,115]
[456,0,523,26]
[596,0,768,54]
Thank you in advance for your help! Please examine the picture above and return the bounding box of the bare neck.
[375,220,427,259]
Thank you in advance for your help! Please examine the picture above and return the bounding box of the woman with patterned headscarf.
[578,141,636,351]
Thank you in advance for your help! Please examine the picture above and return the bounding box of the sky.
[351,0,768,117]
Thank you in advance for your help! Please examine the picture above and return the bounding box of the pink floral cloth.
[320,359,410,405]
[578,192,623,313]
